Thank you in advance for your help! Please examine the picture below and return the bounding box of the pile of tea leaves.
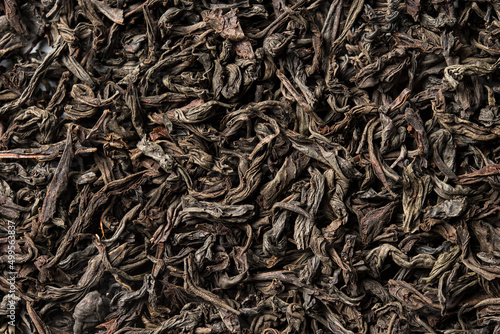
[1,0,500,333]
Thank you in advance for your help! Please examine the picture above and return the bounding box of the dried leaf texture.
[0,1,500,334]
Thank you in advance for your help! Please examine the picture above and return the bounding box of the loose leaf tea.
[1,0,500,333]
